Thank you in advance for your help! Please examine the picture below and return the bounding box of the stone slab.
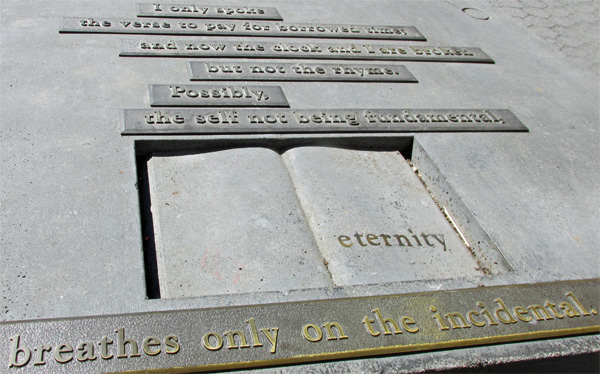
[136,3,284,20]
[188,61,418,82]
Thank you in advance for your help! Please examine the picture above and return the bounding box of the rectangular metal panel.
[149,85,289,107]
[1,279,597,373]
[60,18,426,40]
[188,61,418,82]
[119,39,494,62]
[121,108,527,135]
[136,3,283,20]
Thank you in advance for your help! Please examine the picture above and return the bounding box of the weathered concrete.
[492,0,599,78]
[0,0,598,372]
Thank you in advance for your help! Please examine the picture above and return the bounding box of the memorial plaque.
[148,84,289,107]
[1,279,598,373]
[120,39,494,62]
[136,3,284,20]
[60,18,426,40]
[188,61,418,82]
[2,0,599,373]
[122,108,527,134]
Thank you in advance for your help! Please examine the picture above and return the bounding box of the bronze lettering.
[76,342,97,362]
[142,337,161,356]
[467,311,487,327]
[444,312,472,329]
[260,328,279,353]
[401,316,419,333]
[164,335,180,354]
[430,306,450,330]
[9,335,31,368]
[223,331,250,349]
[322,322,349,340]
[528,304,554,321]
[372,308,403,335]
[245,318,263,347]
[514,306,533,322]
[362,316,380,336]
[116,328,140,358]
[202,332,223,351]
[338,235,353,247]
[54,343,73,364]
[99,335,113,359]
[494,298,518,324]
[302,324,323,342]
[32,345,51,365]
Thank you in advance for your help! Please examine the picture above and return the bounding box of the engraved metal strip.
[188,61,418,82]
[1,279,598,373]
[121,109,527,135]
[136,3,283,20]
[60,18,426,40]
[149,85,289,107]
[119,39,494,63]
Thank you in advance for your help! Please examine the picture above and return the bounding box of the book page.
[148,147,333,298]
[282,147,483,286]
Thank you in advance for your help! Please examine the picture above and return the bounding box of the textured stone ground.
[491,0,599,79]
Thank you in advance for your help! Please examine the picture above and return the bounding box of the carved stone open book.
[148,147,482,298]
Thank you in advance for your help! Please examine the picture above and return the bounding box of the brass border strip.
[118,327,600,374]
[1,279,598,374]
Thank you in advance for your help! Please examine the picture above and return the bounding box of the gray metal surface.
[188,61,418,82]
[1,279,598,373]
[149,84,289,107]
[122,109,527,134]
[60,17,425,40]
[120,39,493,62]
[136,3,283,20]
